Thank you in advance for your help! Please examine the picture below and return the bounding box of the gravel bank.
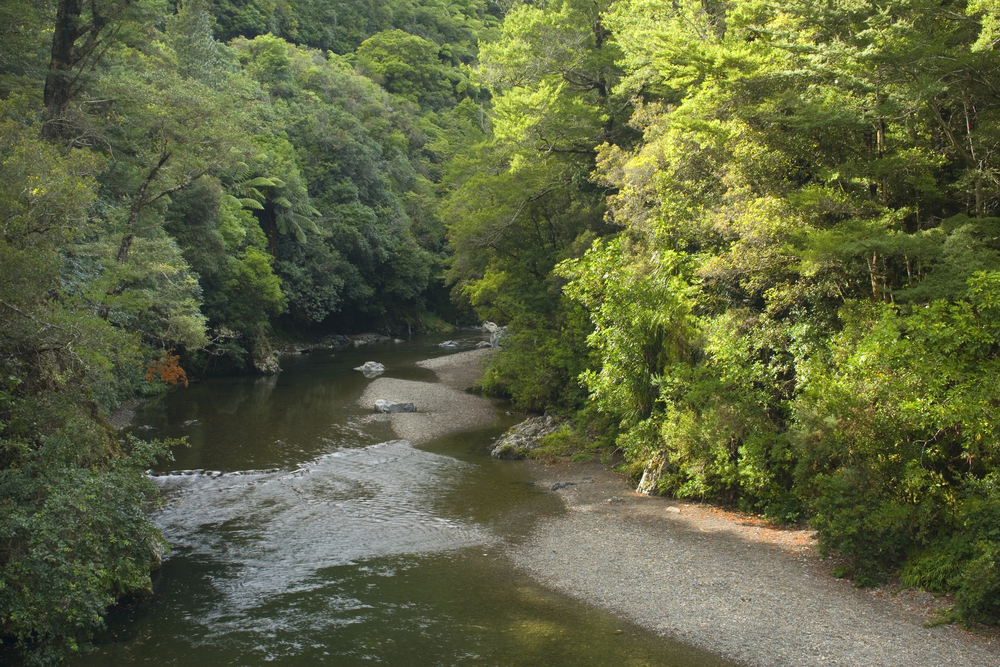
[358,348,497,445]
[507,459,1000,667]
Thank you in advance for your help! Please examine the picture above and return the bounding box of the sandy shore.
[357,348,498,445]
[507,459,1000,667]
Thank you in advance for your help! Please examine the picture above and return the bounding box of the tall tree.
[42,0,145,138]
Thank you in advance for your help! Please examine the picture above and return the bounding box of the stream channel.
[73,332,734,667]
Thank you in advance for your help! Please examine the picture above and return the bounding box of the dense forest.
[2,0,1000,663]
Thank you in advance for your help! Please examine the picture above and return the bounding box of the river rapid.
[73,333,734,667]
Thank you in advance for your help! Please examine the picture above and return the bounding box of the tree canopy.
[5,0,1000,662]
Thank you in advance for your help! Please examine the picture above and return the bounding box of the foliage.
[448,0,1000,623]
[6,0,1000,660]
[356,29,461,109]
[0,95,173,665]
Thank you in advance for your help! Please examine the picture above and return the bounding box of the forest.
[2,0,1000,664]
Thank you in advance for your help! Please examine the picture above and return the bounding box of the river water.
[73,334,733,667]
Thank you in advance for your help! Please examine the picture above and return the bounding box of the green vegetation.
[1,0,494,663]
[3,0,1000,662]
[448,0,1000,627]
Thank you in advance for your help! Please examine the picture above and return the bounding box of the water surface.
[74,334,735,667]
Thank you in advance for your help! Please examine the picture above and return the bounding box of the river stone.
[490,414,563,460]
[374,399,416,413]
[355,361,386,377]
[439,340,459,348]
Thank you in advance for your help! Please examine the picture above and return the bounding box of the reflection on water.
[73,335,735,667]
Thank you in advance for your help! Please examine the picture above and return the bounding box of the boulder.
[354,361,385,378]
[490,414,563,459]
[374,399,416,413]
[636,455,665,496]
[253,351,281,375]
[490,325,508,349]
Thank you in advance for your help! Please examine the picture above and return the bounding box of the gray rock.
[438,340,459,348]
[351,333,391,346]
[490,414,564,459]
[490,325,508,349]
[355,361,386,378]
[374,399,416,413]
[253,352,281,374]
[476,341,493,348]
[635,454,665,496]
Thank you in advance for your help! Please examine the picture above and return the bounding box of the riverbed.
[72,334,733,667]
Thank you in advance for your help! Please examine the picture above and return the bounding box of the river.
[72,333,734,667]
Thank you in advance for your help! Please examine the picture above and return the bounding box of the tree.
[0,93,172,667]
[41,0,159,139]
[356,29,458,109]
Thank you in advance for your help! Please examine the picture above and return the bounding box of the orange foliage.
[145,349,189,387]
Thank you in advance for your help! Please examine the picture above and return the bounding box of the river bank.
[506,459,1000,667]
[357,345,1000,665]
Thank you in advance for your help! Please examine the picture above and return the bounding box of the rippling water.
[72,335,734,667]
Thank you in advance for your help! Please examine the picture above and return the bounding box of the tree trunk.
[42,0,84,136]
[42,0,136,139]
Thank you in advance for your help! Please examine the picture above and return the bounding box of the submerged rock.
[490,414,563,460]
[374,399,416,413]
[438,340,459,348]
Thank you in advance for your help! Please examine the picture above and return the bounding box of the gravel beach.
[358,348,498,445]
[507,459,1000,667]
[366,347,1000,666]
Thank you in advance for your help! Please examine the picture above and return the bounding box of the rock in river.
[374,399,416,413]
[355,361,385,377]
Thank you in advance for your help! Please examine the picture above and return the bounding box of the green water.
[72,334,735,667]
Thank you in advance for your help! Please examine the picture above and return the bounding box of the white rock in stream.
[355,361,385,377]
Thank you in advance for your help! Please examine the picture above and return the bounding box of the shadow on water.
[72,334,737,667]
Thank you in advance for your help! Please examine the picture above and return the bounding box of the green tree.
[0,95,171,667]
[443,0,631,409]
[356,29,458,109]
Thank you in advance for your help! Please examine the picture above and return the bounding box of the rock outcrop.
[490,414,563,460]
